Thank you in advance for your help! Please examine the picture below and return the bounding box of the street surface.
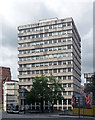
[1,111,95,120]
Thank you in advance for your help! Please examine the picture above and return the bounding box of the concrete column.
[31,104,32,110]
[39,103,40,110]
[44,101,45,110]
[57,100,59,110]
[62,100,63,110]
[35,102,36,110]
[67,99,68,110]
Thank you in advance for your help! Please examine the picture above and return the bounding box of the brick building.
[0,67,11,105]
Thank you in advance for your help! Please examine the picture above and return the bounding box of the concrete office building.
[18,18,81,110]
[84,73,93,83]
[3,81,19,111]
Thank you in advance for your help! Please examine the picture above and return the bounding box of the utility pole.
[78,96,80,119]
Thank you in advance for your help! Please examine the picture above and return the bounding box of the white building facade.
[3,81,19,111]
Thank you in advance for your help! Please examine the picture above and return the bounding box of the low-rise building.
[3,81,19,111]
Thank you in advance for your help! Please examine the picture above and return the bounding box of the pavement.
[1,111,95,120]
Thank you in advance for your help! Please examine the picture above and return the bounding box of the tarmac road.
[1,111,95,120]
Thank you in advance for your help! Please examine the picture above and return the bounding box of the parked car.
[7,104,19,114]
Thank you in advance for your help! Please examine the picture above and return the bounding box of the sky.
[0,0,94,84]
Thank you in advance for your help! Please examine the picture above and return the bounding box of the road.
[1,111,95,120]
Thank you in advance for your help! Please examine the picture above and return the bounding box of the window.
[68,91,71,95]
[62,38,66,42]
[26,64,31,67]
[53,69,57,73]
[49,48,52,51]
[53,62,57,65]
[45,70,48,73]
[28,36,30,39]
[49,26,52,29]
[49,33,52,36]
[60,69,63,73]
[32,35,35,39]
[68,99,71,105]
[44,63,48,66]
[67,37,72,41]
[32,64,35,67]
[32,49,35,53]
[58,76,62,80]
[58,39,61,43]
[49,62,52,66]
[49,40,52,44]
[36,63,39,67]
[53,47,57,51]
[63,53,66,57]
[63,99,67,105]
[40,48,43,52]
[68,68,71,72]
[44,41,48,44]
[53,24,57,28]
[36,56,39,60]
[58,53,63,58]
[68,76,71,80]
[19,65,22,68]
[32,71,35,74]
[63,46,66,50]
[67,22,72,26]
[68,83,71,87]
[53,39,57,43]
[58,61,62,65]
[36,70,39,74]
[63,76,66,80]
[40,27,43,31]
[58,24,62,27]
[67,30,72,34]
[44,48,48,52]
[40,41,43,45]
[27,71,30,74]
[62,31,66,34]
[44,26,49,29]
[68,53,72,57]
[40,63,43,66]
[58,69,60,73]
[40,34,43,38]
[28,78,30,82]
[54,54,57,58]
[68,45,71,49]
[63,68,66,72]
[63,23,66,27]
[63,91,66,95]
[63,84,66,87]
[58,46,62,50]
[58,31,62,35]
[49,69,52,73]
[68,60,72,64]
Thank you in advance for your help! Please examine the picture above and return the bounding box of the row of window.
[19,68,73,75]
[18,37,72,48]
[18,22,72,33]
[19,60,73,68]
[18,30,72,40]
[19,75,73,82]
[19,77,72,88]
[19,52,72,61]
[19,45,72,54]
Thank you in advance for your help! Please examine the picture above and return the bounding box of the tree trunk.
[93,92,95,105]
[41,100,44,112]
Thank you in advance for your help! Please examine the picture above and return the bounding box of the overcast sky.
[0,0,94,84]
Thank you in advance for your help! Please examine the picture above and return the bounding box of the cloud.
[0,0,93,84]
[1,46,18,80]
